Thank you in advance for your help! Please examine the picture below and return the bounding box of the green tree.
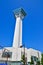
[37,61,40,65]
[41,53,43,65]
[21,54,26,65]
[36,58,40,65]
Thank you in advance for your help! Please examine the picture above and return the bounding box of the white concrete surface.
[13,17,22,48]
[0,47,41,62]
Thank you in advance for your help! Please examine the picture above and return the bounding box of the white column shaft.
[13,17,22,48]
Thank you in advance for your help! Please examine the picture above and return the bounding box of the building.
[0,8,41,65]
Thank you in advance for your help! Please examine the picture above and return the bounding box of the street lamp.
[20,44,25,65]
[0,45,10,65]
[2,49,11,65]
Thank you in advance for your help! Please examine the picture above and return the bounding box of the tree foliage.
[21,54,26,64]
[41,53,43,65]
[37,61,40,65]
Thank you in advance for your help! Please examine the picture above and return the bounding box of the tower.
[13,8,26,48]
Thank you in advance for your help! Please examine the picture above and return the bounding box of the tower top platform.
[14,8,26,18]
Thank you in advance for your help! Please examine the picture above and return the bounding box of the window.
[2,52,12,58]
[31,56,38,62]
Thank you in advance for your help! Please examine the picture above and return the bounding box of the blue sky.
[0,0,43,52]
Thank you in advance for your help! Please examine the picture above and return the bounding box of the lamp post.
[0,45,10,65]
[23,44,25,65]
[0,45,9,65]
[20,44,25,65]
[3,49,10,65]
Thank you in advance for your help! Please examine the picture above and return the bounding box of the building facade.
[0,47,41,65]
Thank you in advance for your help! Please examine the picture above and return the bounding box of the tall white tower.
[13,8,26,48]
